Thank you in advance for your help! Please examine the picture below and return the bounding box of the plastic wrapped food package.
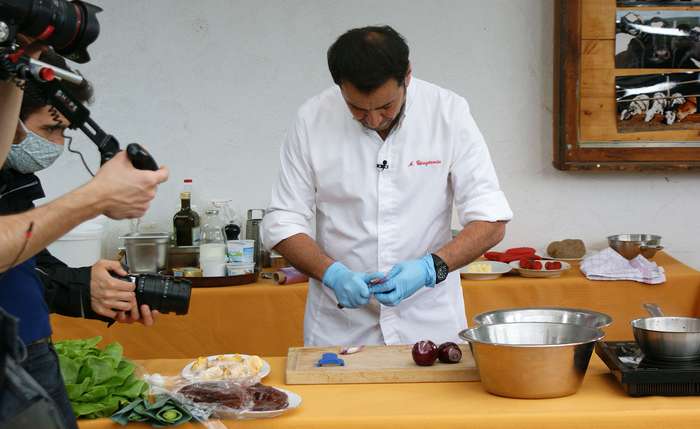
[140,370,299,423]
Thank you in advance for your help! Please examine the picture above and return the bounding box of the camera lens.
[6,0,103,63]
[134,274,192,315]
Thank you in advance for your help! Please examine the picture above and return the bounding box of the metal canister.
[245,209,271,270]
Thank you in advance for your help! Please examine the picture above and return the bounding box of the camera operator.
[3,49,160,325]
[0,52,168,429]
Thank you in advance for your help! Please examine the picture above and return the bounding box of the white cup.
[200,243,226,261]
[201,260,226,277]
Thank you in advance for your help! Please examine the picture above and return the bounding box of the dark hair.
[20,50,94,120]
[327,25,409,93]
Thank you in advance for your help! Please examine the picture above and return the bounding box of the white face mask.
[5,121,64,174]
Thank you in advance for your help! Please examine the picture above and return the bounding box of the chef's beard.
[361,99,406,133]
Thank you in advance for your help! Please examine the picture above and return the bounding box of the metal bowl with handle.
[632,303,700,361]
[473,307,612,329]
[459,323,604,399]
[120,232,170,274]
[607,234,663,260]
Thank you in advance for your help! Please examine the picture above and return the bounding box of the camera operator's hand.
[89,259,136,318]
[115,304,159,327]
[87,151,169,219]
[16,34,48,59]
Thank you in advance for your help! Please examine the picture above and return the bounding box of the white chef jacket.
[262,78,513,347]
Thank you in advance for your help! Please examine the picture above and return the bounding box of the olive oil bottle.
[173,191,200,246]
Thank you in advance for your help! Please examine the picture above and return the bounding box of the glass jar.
[212,199,242,240]
[199,208,226,276]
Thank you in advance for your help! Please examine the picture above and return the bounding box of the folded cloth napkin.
[580,248,666,285]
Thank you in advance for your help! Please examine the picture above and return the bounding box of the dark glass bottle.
[173,191,200,246]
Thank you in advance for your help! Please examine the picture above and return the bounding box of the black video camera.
[116,274,193,316]
[0,0,102,63]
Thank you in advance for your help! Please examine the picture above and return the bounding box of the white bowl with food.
[460,261,511,280]
[181,354,270,382]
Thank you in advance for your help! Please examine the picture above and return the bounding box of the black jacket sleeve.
[34,249,112,323]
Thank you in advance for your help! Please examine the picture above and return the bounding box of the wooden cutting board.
[286,344,479,384]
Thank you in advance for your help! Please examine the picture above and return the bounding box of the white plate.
[237,388,302,419]
[460,261,512,280]
[509,260,571,278]
[538,247,592,262]
[181,354,271,382]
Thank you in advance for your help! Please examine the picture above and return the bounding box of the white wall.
[37,0,700,268]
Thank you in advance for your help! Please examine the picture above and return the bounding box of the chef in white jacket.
[262,25,512,346]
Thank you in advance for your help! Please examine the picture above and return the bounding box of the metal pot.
[459,323,604,399]
[607,234,663,259]
[632,303,700,361]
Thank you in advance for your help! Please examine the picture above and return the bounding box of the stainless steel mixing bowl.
[459,323,605,399]
[607,234,663,259]
[473,307,612,329]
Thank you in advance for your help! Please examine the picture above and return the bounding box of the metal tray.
[162,271,258,288]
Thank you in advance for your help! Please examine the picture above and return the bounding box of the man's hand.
[87,151,169,219]
[89,259,160,326]
[89,259,136,318]
[16,35,48,59]
[115,304,159,327]
[322,262,378,309]
[372,255,436,306]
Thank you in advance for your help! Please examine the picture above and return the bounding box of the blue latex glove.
[322,262,378,309]
[371,255,436,307]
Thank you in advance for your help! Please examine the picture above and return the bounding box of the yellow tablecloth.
[52,252,700,358]
[78,355,700,429]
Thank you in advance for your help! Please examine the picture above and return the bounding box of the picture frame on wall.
[554,0,700,171]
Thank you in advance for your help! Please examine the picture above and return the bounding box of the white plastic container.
[226,262,255,276]
[47,221,104,267]
[226,239,254,263]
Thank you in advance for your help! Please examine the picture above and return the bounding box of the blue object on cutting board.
[317,353,344,367]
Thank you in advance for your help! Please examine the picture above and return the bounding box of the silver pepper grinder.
[245,209,271,270]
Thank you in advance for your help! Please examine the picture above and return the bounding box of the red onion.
[438,342,462,364]
[412,340,438,366]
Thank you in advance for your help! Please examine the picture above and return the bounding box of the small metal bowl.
[607,234,663,260]
[459,323,604,398]
[473,307,612,329]
[120,232,170,273]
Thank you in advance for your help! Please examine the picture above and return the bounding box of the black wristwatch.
[431,253,449,284]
